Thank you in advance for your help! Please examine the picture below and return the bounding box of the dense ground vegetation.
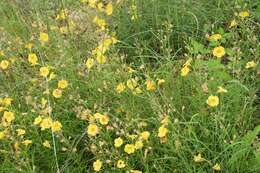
[0,0,259,172]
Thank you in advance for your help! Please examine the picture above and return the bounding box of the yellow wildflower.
[3,111,15,123]
[213,163,221,171]
[181,65,190,76]
[33,116,42,125]
[145,79,155,91]
[139,131,150,140]
[22,139,32,146]
[114,137,123,147]
[0,60,9,70]
[207,95,219,107]
[116,83,125,93]
[51,121,62,132]
[124,144,135,154]
[93,160,102,172]
[158,126,168,138]
[87,124,99,136]
[39,32,49,43]
[213,46,225,58]
[40,117,53,130]
[208,34,222,41]
[58,79,68,89]
[239,11,250,18]
[106,3,113,16]
[16,129,26,136]
[28,53,38,65]
[52,89,62,98]
[43,140,51,148]
[86,58,95,69]
[245,61,257,69]
[39,67,50,77]
[217,86,227,93]
[194,153,204,162]
[116,160,126,169]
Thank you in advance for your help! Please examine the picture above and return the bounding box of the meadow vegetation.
[0,0,259,172]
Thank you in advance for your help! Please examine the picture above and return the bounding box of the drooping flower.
[208,34,222,41]
[145,79,155,91]
[16,129,26,136]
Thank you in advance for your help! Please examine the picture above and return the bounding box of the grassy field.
[0,0,259,172]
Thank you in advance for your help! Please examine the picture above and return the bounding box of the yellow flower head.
[208,34,222,41]
[99,114,109,125]
[33,116,42,125]
[114,137,123,147]
[213,46,225,58]
[139,131,150,140]
[3,111,15,123]
[145,79,156,91]
[87,124,99,136]
[58,79,68,89]
[134,140,144,149]
[131,170,142,173]
[40,66,50,77]
[217,86,227,94]
[207,95,219,107]
[0,60,9,70]
[127,78,138,90]
[213,163,221,171]
[93,159,102,172]
[229,19,238,28]
[51,121,62,132]
[157,79,165,86]
[86,58,95,69]
[117,160,126,169]
[193,153,204,162]
[245,61,257,69]
[96,54,107,64]
[39,32,49,43]
[40,117,53,130]
[239,11,250,18]
[124,144,135,154]
[158,126,168,138]
[22,139,32,146]
[43,140,51,148]
[181,65,190,76]
[52,89,62,98]
[16,129,26,136]
[116,83,125,93]
[106,3,113,16]
[28,53,38,65]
